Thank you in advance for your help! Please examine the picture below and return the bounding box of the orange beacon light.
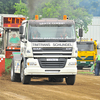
[35,15,39,20]
[63,15,67,20]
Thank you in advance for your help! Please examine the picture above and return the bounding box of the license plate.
[47,59,58,61]
[80,61,86,63]
[45,70,60,73]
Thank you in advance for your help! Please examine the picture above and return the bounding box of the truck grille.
[38,58,67,68]
[43,47,68,51]
[33,47,72,58]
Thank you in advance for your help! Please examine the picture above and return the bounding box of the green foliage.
[40,1,61,18]
[14,0,28,17]
[0,0,19,14]
[13,0,92,34]
[80,0,100,16]
[35,0,92,33]
[78,71,93,75]
[0,0,27,14]
[5,59,12,74]
[21,0,27,3]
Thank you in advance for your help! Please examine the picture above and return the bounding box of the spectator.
[94,55,100,76]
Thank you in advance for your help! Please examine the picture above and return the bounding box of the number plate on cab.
[80,61,86,63]
[46,59,58,61]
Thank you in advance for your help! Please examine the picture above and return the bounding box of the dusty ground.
[0,72,100,100]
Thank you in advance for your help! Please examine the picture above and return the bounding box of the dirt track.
[0,74,100,100]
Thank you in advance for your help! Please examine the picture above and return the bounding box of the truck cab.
[76,39,97,69]
[11,17,78,85]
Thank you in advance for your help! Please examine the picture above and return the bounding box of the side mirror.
[20,35,25,39]
[79,28,83,37]
[19,26,23,34]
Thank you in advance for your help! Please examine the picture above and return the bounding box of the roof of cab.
[28,19,75,25]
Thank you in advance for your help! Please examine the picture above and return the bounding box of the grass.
[78,71,93,75]
[5,58,12,74]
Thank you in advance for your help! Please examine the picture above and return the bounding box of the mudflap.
[12,52,22,74]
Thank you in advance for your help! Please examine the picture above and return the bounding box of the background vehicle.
[0,14,25,76]
[11,15,82,85]
[0,14,25,58]
[76,38,97,69]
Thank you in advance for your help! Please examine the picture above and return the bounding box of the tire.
[65,75,75,85]
[21,61,31,84]
[49,77,63,82]
[11,58,21,82]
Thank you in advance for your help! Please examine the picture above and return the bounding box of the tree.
[80,0,100,16]
[13,0,93,33]
[14,0,28,17]
[27,0,51,19]
[0,0,20,14]
[21,0,27,3]
[0,0,27,14]
[35,0,92,33]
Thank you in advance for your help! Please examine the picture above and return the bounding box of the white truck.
[11,17,82,85]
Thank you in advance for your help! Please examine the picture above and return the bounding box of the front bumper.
[24,67,77,76]
[24,58,77,76]
[77,61,94,67]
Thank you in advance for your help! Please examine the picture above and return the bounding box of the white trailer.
[83,17,100,48]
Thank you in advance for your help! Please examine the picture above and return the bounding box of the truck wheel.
[11,58,21,82]
[21,62,31,84]
[65,75,75,85]
[49,77,63,82]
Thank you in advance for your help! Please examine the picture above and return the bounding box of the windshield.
[8,31,20,47]
[28,25,75,40]
[77,43,94,51]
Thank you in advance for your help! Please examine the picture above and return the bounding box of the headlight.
[90,62,93,64]
[68,62,76,65]
[27,62,37,66]
[27,50,31,53]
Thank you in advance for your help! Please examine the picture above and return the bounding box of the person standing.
[95,55,100,76]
